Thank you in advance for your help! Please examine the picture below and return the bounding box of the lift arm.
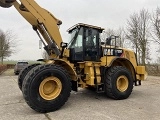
[0,0,63,56]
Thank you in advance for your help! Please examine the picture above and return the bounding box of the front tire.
[22,64,71,113]
[105,66,133,100]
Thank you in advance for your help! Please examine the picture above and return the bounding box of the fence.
[0,65,7,74]
[0,64,15,74]
[146,65,160,76]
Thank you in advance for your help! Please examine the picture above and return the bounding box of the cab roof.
[67,23,105,33]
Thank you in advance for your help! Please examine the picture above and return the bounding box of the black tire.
[105,66,133,100]
[18,63,40,91]
[22,64,71,113]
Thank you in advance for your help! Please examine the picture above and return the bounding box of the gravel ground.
[0,69,160,120]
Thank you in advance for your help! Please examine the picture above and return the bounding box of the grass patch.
[3,60,40,65]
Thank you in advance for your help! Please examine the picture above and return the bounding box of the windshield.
[68,28,82,48]
[70,29,78,42]
[68,29,78,48]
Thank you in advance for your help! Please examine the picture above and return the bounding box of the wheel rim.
[116,75,129,92]
[39,77,62,100]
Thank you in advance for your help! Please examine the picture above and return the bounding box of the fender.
[54,59,77,81]
[108,57,136,81]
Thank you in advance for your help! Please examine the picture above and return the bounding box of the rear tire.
[105,66,133,100]
[18,63,40,91]
[22,64,71,113]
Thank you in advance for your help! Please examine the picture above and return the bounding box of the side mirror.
[59,42,68,58]
[60,42,68,48]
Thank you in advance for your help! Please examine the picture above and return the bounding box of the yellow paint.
[136,66,146,74]
[116,75,129,92]
[54,59,77,80]
[39,77,62,100]
[63,49,70,58]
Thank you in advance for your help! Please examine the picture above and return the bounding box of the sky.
[0,0,159,61]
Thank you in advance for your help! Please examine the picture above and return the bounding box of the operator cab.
[67,23,104,62]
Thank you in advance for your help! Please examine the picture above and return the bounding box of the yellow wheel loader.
[0,0,147,113]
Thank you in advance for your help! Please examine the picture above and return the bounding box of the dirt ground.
[0,69,160,120]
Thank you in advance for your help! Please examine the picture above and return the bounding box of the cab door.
[84,28,101,61]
